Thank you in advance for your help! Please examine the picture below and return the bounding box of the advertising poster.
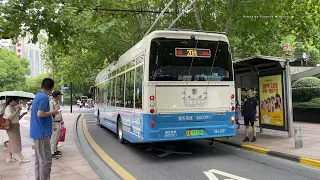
[259,75,284,126]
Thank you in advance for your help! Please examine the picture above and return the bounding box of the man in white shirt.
[50,91,64,158]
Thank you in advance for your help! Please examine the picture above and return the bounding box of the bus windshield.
[149,38,233,81]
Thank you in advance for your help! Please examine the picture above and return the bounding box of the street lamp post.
[283,42,294,138]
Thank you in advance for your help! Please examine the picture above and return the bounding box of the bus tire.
[117,117,125,144]
[97,111,102,128]
[97,116,103,128]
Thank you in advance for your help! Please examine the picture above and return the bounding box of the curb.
[73,114,120,180]
[214,139,320,168]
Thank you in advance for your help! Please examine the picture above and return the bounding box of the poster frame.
[258,71,287,131]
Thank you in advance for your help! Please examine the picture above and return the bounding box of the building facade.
[0,31,48,77]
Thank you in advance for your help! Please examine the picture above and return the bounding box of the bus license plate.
[186,129,204,136]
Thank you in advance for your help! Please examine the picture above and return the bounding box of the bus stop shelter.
[233,56,295,137]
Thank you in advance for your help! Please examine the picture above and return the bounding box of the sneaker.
[52,154,59,159]
[55,151,62,156]
[243,137,250,142]
[251,136,257,142]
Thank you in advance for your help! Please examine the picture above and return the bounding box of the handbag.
[0,117,11,130]
[58,126,66,142]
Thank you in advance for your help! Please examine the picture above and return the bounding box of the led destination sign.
[175,48,211,58]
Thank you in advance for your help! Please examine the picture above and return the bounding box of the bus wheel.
[97,116,101,127]
[117,117,125,144]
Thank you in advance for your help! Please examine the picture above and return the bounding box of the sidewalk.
[218,119,320,160]
[0,113,100,180]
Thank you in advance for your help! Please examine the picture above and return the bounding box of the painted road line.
[241,144,269,154]
[82,119,136,180]
[300,158,320,167]
[203,171,219,180]
[204,169,251,180]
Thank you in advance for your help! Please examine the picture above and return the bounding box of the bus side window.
[125,69,134,108]
[135,65,143,109]
[110,78,115,106]
[105,82,109,106]
[116,74,125,107]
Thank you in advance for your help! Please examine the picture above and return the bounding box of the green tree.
[2,0,320,92]
[23,74,48,94]
[0,49,30,91]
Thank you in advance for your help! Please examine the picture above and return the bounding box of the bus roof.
[96,30,229,82]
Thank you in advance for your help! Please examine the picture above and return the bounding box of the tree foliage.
[22,73,48,94]
[1,0,320,90]
[0,49,30,91]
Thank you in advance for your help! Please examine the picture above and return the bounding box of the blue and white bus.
[92,30,236,144]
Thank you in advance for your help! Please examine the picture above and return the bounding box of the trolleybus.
[92,30,236,144]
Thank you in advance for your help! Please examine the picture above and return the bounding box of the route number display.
[175,48,211,58]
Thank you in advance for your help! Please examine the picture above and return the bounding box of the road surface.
[83,113,320,180]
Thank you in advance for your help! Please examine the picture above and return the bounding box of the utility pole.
[51,44,55,80]
[70,82,73,113]
[60,78,64,106]
[174,0,178,18]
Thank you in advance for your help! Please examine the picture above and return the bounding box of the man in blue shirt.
[30,78,59,180]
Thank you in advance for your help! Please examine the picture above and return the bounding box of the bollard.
[294,125,303,148]
[260,127,263,133]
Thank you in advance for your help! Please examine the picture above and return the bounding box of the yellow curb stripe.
[300,158,320,167]
[241,144,270,154]
[82,119,136,180]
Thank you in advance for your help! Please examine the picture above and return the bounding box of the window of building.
[29,49,34,76]
[23,47,28,58]
[35,50,39,76]
[135,65,143,109]
[125,69,135,108]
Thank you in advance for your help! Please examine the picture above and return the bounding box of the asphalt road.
[61,105,94,113]
[82,114,320,180]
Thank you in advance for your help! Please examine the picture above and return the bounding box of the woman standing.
[0,101,9,151]
[4,97,29,163]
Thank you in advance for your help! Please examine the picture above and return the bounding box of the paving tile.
[70,164,93,173]
[63,159,88,168]
[51,173,86,180]
[0,113,100,180]
[78,170,100,180]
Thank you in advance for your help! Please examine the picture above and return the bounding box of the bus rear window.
[149,38,233,81]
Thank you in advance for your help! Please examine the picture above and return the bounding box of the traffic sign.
[283,43,291,52]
